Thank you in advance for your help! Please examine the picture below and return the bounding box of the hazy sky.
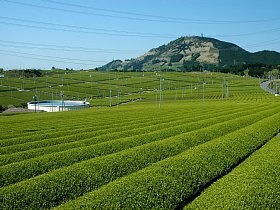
[1,0,280,69]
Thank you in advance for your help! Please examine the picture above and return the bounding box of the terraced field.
[0,72,279,209]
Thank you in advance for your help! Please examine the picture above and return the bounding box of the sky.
[0,0,280,70]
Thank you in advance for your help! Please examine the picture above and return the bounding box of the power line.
[2,0,280,24]
[0,41,145,54]
[0,39,144,53]
[42,0,280,24]
[0,49,107,63]
[0,21,177,38]
[0,0,214,25]
[0,16,179,37]
[209,27,280,38]
[0,49,108,66]
[0,52,100,66]
[0,17,180,38]
[242,38,280,48]
[0,42,121,54]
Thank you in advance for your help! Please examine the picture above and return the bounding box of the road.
[260,81,278,95]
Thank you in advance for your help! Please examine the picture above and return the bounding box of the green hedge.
[0,108,182,149]
[0,105,231,166]
[185,135,280,209]
[0,105,255,186]
[55,113,280,210]
[0,108,278,209]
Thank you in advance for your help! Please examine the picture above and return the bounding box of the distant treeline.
[3,69,43,78]
[0,68,76,78]
[178,62,280,78]
[220,63,280,78]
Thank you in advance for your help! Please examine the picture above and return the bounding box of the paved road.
[260,81,278,95]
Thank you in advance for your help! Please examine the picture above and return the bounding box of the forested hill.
[99,36,280,71]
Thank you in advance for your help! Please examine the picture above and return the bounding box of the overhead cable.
[2,0,279,24]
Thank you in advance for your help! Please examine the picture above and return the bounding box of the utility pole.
[109,89,112,107]
[221,82,224,100]
[90,74,93,98]
[33,95,38,112]
[202,80,206,102]
[222,77,226,100]
[45,76,48,88]
[60,91,64,111]
[226,83,229,98]
[117,90,120,107]
[159,78,161,108]
[10,85,12,98]
[90,74,92,89]
[50,85,54,112]
[159,77,163,108]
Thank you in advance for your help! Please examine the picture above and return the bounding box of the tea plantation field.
[0,70,275,107]
[0,72,279,209]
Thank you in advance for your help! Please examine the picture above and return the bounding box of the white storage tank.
[27,100,90,112]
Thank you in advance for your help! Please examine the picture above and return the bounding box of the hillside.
[99,36,280,71]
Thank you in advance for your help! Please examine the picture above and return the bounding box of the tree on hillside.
[22,69,42,78]
[271,69,279,78]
